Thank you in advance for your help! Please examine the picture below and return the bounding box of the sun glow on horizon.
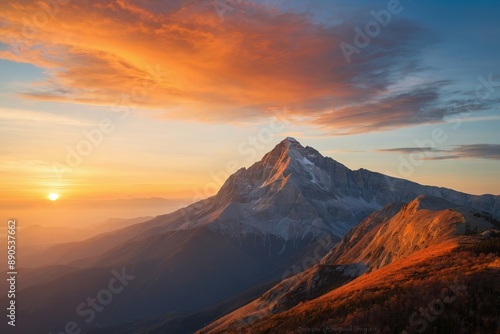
[48,193,59,201]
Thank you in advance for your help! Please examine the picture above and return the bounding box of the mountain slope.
[200,196,500,333]
[220,238,499,333]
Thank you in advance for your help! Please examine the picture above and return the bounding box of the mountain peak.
[283,136,300,145]
[256,137,326,177]
[276,137,305,153]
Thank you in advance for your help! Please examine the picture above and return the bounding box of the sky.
[0,0,499,226]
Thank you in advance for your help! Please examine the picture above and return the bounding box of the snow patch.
[300,157,314,166]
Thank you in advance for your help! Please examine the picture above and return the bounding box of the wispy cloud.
[377,147,445,154]
[0,107,95,126]
[314,82,462,135]
[379,144,500,160]
[323,149,365,154]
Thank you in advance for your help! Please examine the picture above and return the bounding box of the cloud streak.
[379,144,500,160]
[377,147,444,154]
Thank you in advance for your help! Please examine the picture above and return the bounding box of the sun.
[48,193,59,201]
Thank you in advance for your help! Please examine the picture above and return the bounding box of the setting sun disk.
[49,193,59,201]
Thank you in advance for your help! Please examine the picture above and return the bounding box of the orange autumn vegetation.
[236,235,499,333]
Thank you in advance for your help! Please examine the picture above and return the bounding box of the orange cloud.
[0,0,475,133]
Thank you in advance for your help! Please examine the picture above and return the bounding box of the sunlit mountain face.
[0,1,499,333]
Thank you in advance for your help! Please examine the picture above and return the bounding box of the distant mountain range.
[3,138,499,334]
